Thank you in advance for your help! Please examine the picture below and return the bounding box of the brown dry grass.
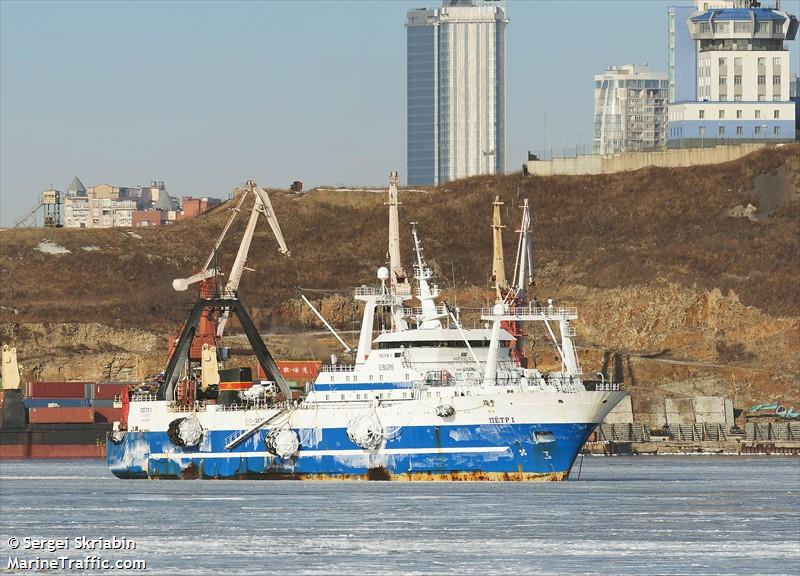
[1,144,798,334]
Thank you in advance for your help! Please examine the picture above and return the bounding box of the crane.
[215,181,290,336]
[170,180,290,361]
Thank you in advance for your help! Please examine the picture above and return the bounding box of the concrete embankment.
[584,440,800,456]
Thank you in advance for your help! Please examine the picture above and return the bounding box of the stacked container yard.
[1,380,132,459]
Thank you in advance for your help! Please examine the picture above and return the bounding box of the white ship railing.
[593,382,621,391]
[130,393,159,402]
[480,305,578,319]
[169,401,208,413]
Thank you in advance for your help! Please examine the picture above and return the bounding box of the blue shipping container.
[24,398,91,408]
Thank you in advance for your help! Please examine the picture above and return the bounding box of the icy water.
[0,457,798,576]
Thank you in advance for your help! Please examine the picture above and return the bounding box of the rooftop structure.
[67,176,86,197]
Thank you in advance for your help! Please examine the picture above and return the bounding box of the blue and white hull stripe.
[107,422,596,480]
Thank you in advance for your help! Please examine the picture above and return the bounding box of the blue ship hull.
[107,422,596,481]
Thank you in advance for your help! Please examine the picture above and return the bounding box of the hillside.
[1,144,798,421]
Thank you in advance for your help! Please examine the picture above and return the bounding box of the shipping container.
[94,407,122,423]
[93,383,126,400]
[28,407,95,424]
[219,367,252,382]
[25,381,87,399]
[92,399,116,408]
[262,360,323,390]
[270,360,322,390]
[24,398,91,408]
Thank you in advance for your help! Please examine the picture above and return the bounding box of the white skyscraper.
[407,1,508,186]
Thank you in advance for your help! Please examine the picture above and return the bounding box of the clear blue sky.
[1,0,798,227]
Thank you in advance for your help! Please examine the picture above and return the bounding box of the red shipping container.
[28,407,95,424]
[94,407,122,423]
[259,361,322,382]
[26,381,87,399]
[93,383,126,400]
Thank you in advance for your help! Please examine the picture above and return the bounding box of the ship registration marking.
[488,416,515,423]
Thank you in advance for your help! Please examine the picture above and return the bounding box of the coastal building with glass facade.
[406,1,507,186]
[593,65,669,155]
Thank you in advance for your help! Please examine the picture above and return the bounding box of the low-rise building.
[178,196,221,220]
[62,177,177,228]
[132,210,162,227]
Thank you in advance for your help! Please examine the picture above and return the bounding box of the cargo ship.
[107,175,627,480]
[0,365,127,459]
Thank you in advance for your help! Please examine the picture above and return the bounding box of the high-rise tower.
[406,1,508,186]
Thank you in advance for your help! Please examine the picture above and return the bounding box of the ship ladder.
[224,409,285,451]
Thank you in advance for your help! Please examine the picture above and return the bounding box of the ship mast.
[491,195,507,302]
[491,197,535,368]
[387,171,408,292]
[411,223,444,329]
[386,171,411,331]
[511,198,534,303]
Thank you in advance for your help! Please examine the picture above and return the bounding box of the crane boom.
[251,183,290,257]
[201,190,249,272]
[173,190,249,292]
[216,180,290,337]
[224,194,261,295]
